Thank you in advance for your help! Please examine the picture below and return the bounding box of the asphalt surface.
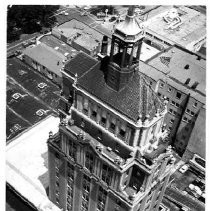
[6,57,60,142]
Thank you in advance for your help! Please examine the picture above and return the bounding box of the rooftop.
[73,34,100,51]
[23,43,66,77]
[57,19,105,42]
[6,115,61,211]
[145,6,206,47]
[140,46,206,103]
[77,61,165,122]
[39,34,78,58]
[64,52,99,78]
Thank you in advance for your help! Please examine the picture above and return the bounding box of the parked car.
[179,164,189,173]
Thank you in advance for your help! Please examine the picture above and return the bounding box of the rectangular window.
[159,83,164,88]
[193,102,198,107]
[97,186,107,211]
[183,116,188,122]
[119,129,126,138]
[169,119,174,124]
[191,111,195,116]
[158,92,161,97]
[168,87,172,92]
[101,117,106,125]
[102,164,112,186]
[81,175,91,211]
[176,92,182,99]
[83,98,89,114]
[92,110,97,119]
[110,122,115,131]
[69,140,77,160]
[186,109,190,114]
[85,151,94,173]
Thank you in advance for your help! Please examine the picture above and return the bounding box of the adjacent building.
[48,7,176,211]
[139,45,205,156]
[22,42,74,85]
[52,19,109,57]
[144,6,206,52]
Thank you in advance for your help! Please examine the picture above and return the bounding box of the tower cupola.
[104,6,145,91]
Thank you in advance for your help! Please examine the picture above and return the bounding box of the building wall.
[23,54,62,85]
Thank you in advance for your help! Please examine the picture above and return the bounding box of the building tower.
[48,6,176,211]
[105,6,144,91]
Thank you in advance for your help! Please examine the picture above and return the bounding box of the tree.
[7,5,59,42]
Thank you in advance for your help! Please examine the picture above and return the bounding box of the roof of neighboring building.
[64,52,99,78]
[23,43,66,77]
[141,46,206,104]
[6,115,61,211]
[77,61,165,122]
[39,34,78,58]
[57,19,105,42]
[165,187,205,211]
[186,107,206,159]
[145,6,206,47]
[73,34,100,51]
[147,46,205,94]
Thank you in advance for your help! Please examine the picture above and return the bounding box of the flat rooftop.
[147,46,206,95]
[39,34,78,58]
[23,43,66,77]
[6,115,61,211]
[145,6,206,47]
[57,19,104,42]
[7,57,60,141]
[73,34,100,51]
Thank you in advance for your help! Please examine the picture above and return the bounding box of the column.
[110,38,115,62]
[105,114,110,130]
[114,120,120,137]
[136,40,143,60]
[121,45,127,67]
[129,45,135,65]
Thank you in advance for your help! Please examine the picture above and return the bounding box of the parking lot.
[6,57,60,142]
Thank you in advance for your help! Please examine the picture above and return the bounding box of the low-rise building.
[52,19,110,57]
[22,43,69,85]
[144,6,206,52]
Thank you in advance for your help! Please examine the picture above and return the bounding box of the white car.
[179,164,189,173]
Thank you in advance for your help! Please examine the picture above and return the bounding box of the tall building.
[48,7,176,211]
[140,45,205,155]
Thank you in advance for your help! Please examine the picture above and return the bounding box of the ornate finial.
[74,73,78,86]
[49,131,53,138]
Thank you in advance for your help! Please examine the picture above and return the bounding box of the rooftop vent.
[185,78,190,85]
[107,147,112,152]
[54,46,59,50]
[184,64,189,69]
[191,82,199,90]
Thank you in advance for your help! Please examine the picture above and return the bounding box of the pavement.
[6,57,60,142]
[7,32,40,57]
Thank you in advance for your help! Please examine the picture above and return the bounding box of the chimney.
[185,78,190,85]
[191,81,199,90]
[101,35,108,55]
